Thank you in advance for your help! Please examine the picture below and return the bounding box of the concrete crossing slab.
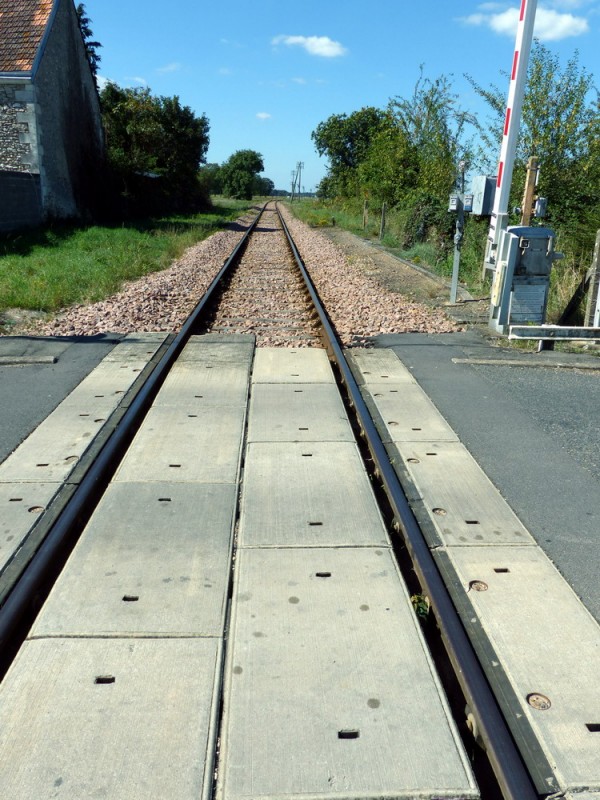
[114,405,246,484]
[156,362,251,408]
[0,361,151,483]
[102,332,167,360]
[0,637,221,800]
[0,482,60,573]
[363,383,459,443]
[389,441,534,546]
[347,348,417,385]
[441,544,600,794]
[30,483,236,638]
[247,384,354,443]
[239,442,389,548]
[252,347,334,383]
[177,337,254,366]
[218,547,478,800]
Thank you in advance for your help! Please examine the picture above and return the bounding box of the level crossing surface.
[1,331,599,798]
[0,337,478,800]
[375,328,600,623]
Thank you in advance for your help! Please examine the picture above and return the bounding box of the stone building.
[0,0,105,232]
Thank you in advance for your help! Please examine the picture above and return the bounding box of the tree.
[254,176,274,196]
[467,41,600,259]
[311,107,387,197]
[76,4,102,81]
[100,83,210,213]
[220,150,265,199]
[198,163,223,195]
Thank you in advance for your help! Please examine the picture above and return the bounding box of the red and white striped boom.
[485,0,538,269]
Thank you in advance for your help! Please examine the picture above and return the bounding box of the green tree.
[311,107,387,197]
[76,3,102,80]
[198,163,223,195]
[100,83,210,213]
[220,150,265,199]
[467,41,599,259]
[254,176,275,196]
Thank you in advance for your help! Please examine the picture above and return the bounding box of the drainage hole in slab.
[95,395,105,398]
[309,521,323,526]
[169,464,182,468]
[388,421,399,426]
[122,595,139,602]
[586,723,600,732]
[494,568,510,573]
[158,497,172,502]
[94,419,105,423]
[79,413,90,417]
[411,427,422,431]
[301,453,313,457]
[195,395,203,399]
[36,464,49,467]
[28,506,45,514]
[407,457,420,464]
[432,508,447,516]
[338,730,360,740]
[465,520,480,525]
[294,390,303,393]
[95,676,116,685]
[299,427,309,431]
[9,498,23,502]
[64,456,78,463]
[426,452,438,456]
[316,572,332,578]
[188,414,198,418]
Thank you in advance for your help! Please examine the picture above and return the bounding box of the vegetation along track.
[0,202,536,800]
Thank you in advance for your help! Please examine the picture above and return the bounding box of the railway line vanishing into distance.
[0,202,598,800]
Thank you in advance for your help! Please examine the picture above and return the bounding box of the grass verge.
[0,198,252,318]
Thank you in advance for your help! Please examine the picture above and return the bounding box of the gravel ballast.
[12,204,459,345]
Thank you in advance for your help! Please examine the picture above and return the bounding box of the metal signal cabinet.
[489,226,562,334]
[471,176,496,216]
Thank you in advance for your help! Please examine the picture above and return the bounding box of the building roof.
[0,0,55,73]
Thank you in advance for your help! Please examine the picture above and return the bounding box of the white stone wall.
[0,81,41,174]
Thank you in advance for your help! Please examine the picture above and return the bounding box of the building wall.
[0,170,42,232]
[0,79,44,231]
[34,0,105,220]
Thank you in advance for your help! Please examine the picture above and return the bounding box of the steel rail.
[0,205,265,660]
[276,204,539,800]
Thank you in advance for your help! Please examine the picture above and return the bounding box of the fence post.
[584,230,600,327]
[379,202,386,241]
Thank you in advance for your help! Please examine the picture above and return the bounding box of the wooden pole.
[520,156,538,226]
[363,199,368,230]
[379,202,386,241]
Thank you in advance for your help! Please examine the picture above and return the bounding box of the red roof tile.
[0,0,55,73]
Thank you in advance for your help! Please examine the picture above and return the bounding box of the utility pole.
[290,170,296,201]
[296,162,304,198]
[450,160,467,304]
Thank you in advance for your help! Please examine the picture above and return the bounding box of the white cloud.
[272,35,347,57]
[292,77,307,84]
[157,62,182,74]
[125,76,148,86]
[96,75,111,90]
[256,112,272,120]
[218,67,233,76]
[461,5,589,40]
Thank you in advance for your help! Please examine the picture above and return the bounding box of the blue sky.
[86,0,600,192]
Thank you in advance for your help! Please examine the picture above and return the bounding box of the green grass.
[0,199,252,314]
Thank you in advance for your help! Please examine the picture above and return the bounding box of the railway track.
[0,202,592,799]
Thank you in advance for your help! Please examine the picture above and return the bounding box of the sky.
[85,0,600,192]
